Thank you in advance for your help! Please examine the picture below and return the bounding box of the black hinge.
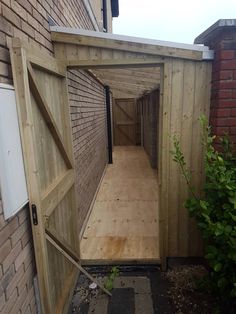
[31,204,38,225]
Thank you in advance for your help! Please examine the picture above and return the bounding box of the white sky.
[113,0,236,44]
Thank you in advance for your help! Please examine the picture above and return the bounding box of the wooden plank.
[159,60,172,269]
[51,31,203,60]
[93,71,160,85]
[178,61,195,256]
[27,62,73,169]
[41,169,75,217]
[67,58,163,69]
[10,44,52,314]
[168,59,184,256]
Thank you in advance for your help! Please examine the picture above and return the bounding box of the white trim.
[50,26,214,56]
[0,83,15,90]
[81,0,99,31]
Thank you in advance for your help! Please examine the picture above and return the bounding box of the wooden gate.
[113,98,136,145]
[10,40,79,314]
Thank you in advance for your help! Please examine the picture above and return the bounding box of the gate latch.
[31,204,38,225]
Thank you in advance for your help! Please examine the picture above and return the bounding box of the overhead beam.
[93,72,160,85]
[67,58,163,69]
[94,68,161,81]
[51,30,204,60]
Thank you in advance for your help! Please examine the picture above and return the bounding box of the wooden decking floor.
[80,146,160,264]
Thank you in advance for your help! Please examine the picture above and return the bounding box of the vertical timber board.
[168,59,184,256]
[10,44,52,313]
[178,61,196,256]
[188,61,212,256]
[159,59,173,269]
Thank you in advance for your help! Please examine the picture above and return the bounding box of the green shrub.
[172,116,236,303]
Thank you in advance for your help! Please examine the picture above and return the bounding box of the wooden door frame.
[10,39,79,314]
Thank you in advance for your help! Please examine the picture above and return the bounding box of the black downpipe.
[102,0,108,32]
[105,86,113,164]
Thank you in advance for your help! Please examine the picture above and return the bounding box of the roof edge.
[194,19,236,44]
[50,26,213,56]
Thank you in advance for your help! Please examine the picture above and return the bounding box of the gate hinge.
[31,204,38,225]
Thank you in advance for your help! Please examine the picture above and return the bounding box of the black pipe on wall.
[102,0,108,32]
[105,86,113,164]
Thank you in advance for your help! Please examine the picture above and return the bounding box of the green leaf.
[214,263,222,272]
[229,197,236,209]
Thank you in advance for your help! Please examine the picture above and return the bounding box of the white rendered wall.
[0,84,28,219]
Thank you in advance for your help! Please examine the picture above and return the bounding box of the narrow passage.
[80,146,160,263]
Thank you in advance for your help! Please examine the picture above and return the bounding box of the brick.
[2,240,22,273]
[211,126,229,136]
[11,286,27,314]
[218,99,236,108]
[219,70,234,80]
[27,13,40,31]
[17,0,32,13]
[2,287,18,313]
[11,0,27,21]
[0,239,11,263]
[36,1,47,18]
[0,216,18,247]
[213,108,231,118]
[10,219,28,248]
[17,262,34,292]
[231,108,236,117]
[0,46,10,62]
[1,0,10,6]
[13,27,28,43]
[21,285,35,314]
[21,20,35,38]
[218,89,232,99]
[1,263,15,290]
[32,8,44,24]
[230,127,236,135]
[18,207,29,225]
[0,31,7,46]
[0,213,7,230]
[21,228,31,248]
[219,50,235,60]
[5,264,24,300]
[34,31,45,45]
[2,4,21,28]
[0,292,5,312]
[0,60,10,77]
[14,242,31,271]
[218,81,236,89]
[0,16,14,36]
[221,60,236,70]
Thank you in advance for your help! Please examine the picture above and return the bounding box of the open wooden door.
[10,39,79,314]
[113,98,136,145]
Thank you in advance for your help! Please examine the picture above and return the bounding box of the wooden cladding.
[159,59,212,262]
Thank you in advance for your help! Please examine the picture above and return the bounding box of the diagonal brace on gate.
[27,62,73,169]
[45,229,112,297]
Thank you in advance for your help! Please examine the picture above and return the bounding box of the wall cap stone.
[194,19,236,45]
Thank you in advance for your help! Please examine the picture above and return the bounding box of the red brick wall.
[208,30,236,150]
[0,1,108,312]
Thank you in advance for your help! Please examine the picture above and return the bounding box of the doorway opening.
[80,66,161,264]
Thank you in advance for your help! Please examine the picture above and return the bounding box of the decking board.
[80,146,160,264]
